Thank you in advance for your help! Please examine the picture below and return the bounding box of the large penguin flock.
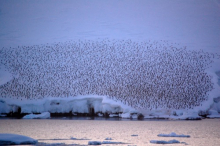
[0,39,217,110]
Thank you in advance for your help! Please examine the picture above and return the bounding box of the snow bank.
[0,133,37,145]
[150,139,180,144]
[157,132,190,138]
[23,112,50,119]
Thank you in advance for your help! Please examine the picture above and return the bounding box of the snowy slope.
[0,65,13,86]
[0,0,220,119]
[0,0,220,53]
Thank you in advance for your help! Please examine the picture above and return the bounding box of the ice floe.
[150,139,180,144]
[0,133,38,145]
[102,141,124,144]
[88,141,102,145]
[157,132,190,138]
[70,137,90,140]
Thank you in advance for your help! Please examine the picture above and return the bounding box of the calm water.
[0,119,220,146]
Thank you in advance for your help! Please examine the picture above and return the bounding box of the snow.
[0,0,220,119]
[23,112,50,119]
[207,110,220,118]
[157,132,190,138]
[0,95,219,119]
[0,65,13,86]
[0,133,38,145]
[177,111,202,120]
[150,139,180,144]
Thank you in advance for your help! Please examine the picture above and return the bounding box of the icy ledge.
[0,96,137,118]
[0,95,220,120]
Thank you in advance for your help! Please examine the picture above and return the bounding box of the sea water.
[0,119,219,146]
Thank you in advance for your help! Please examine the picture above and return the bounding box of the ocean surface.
[0,118,220,146]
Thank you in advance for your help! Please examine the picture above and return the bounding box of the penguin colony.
[0,39,217,110]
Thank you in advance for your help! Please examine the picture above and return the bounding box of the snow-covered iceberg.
[0,133,38,145]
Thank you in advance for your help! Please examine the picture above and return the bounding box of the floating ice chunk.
[150,139,180,144]
[0,133,37,145]
[105,137,113,140]
[102,141,124,144]
[157,132,190,138]
[70,137,78,140]
[37,142,66,146]
[23,112,50,119]
[88,141,102,145]
[70,137,90,140]
[98,113,103,117]
[109,114,119,117]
